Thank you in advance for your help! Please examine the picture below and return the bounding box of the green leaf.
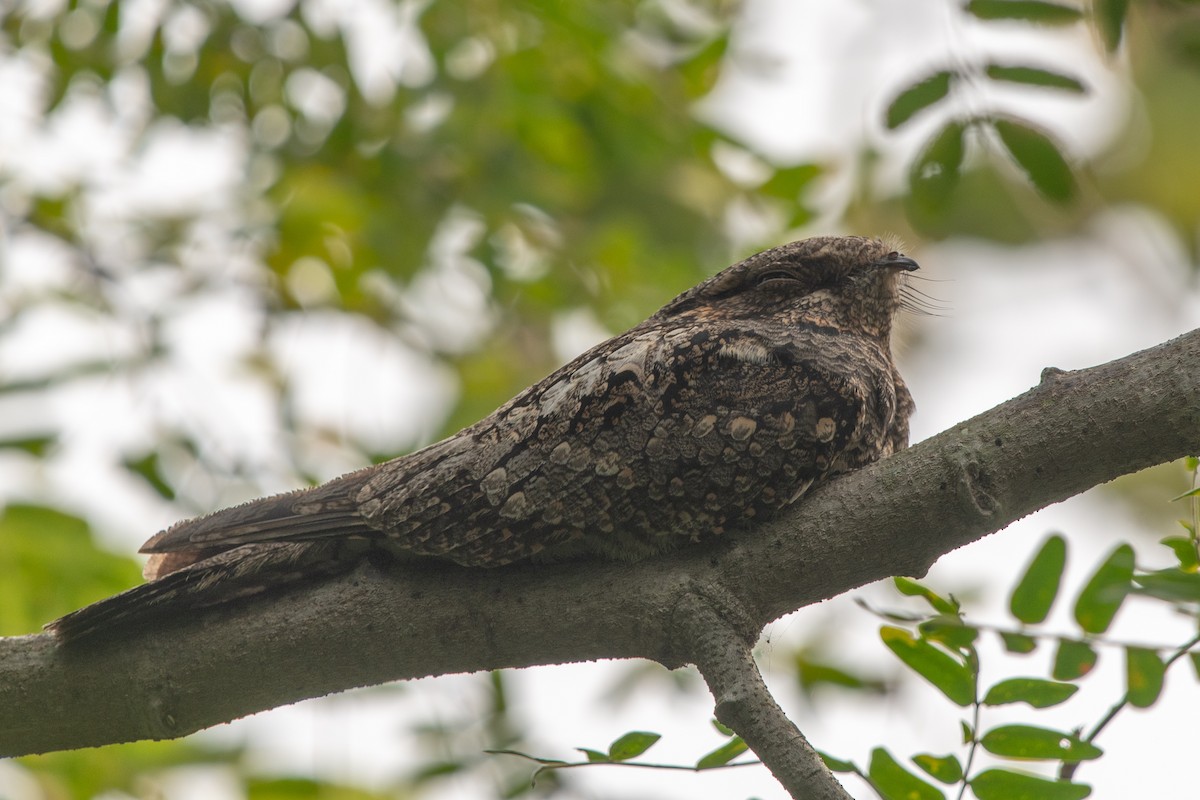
[919,616,979,649]
[818,751,858,773]
[0,433,57,456]
[964,0,1085,25]
[758,162,822,200]
[895,576,959,614]
[1000,631,1038,654]
[880,627,975,706]
[795,657,887,693]
[985,64,1085,92]
[246,775,396,800]
[909,121,967,211]
[696,736,748,769]
[868,748,945,800]
[577,748,609,763]
[1133,568,1200,602]
[1125,647,1166,708]
[971,769,1092,800]
[979,724,1103,761]
[711,718,736,737]
[1169,486,1200,501]
[1190,651,1200,680]
[1159,537,1200,570]
[1073,543,1134,633]
[885,70,955,129]
[1053,640,1098,680]
[913,753,964,784]
[961,720,975,745]
[1010,534,1066,624]
[122,451,177,501]
[983,677,1078,708]
[992,117,1077,203]
[0,504,144,635]
[410,760,466,782]
[1094,0,1129,51]
[607,731,660,761]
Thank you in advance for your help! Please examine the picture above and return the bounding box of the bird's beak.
[877,253,919,272]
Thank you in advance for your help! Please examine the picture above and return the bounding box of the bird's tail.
[44,541,344,643]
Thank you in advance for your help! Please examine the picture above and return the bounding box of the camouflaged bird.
[48,235,917,640]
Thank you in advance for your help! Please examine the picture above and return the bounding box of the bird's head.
[656,236,919,340]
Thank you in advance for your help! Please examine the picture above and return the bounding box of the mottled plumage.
[48,236,917,640]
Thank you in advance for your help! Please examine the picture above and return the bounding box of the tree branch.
[677,591,852,800]
[3,329,1198,760]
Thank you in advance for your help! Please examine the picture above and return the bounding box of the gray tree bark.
[2,328,1198,799]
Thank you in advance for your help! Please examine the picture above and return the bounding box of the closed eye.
[755,270,802,287]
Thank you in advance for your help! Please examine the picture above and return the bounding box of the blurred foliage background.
[2,0,1199,797]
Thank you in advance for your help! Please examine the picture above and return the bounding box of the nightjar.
[48,235,917,639]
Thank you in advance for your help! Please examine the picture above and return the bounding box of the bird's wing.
[355,325,869,565]
[136,325,871,573]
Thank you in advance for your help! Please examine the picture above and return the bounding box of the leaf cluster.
[822,466,1200,800]
[883,0,1110,212]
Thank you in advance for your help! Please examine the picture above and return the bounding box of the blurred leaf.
[868,748,945,800]
[971,769,1092,800]
[758,162,821,226]
[979,725,1102,761]
[696,736,749,769]
[678,31,731,97]
[909,120,966,211]
[247,776,394,799]
[1190,651,1200,680]
[1133,568,1200,601]
[1159,537,1200,571]
[983,677,1078,708]
[992,117,1077,203]
[122,452,177,501]
[578,748,609,763]
[1053,640,1098,680]
[1000,632,1038,654]
[1010,534,1066,624]
[913,753,964,784]
[607,731,660,761]
[964,0,1085,25]
[758,162,822,201]
[1094,0,1130,51]
[0,433,57,456]
[20,740,239,800]
[919,615,979,649]
[1073,543,1134,633]
[895,576,960,614]
[795,655,888,695]
[1170,487,1200,501]
[1125,647,1166,708]
[0,504,142,635]
[985,63,1086,92]
[885,70,955,129]
[961,720,974,745]
[880,626,975,706]
[409,760,466,783]
[819,751,858,773]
